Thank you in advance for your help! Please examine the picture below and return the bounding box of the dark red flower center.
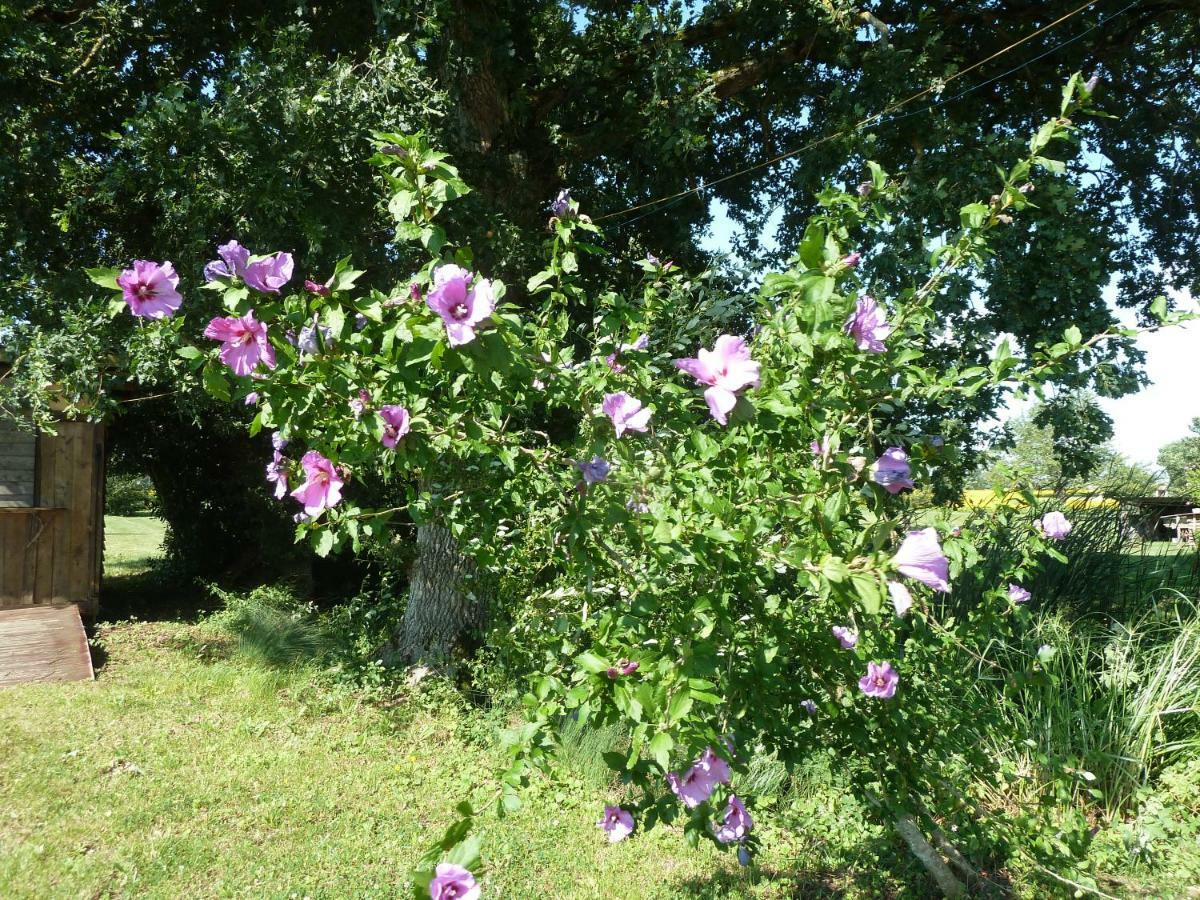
[449,302,469,321]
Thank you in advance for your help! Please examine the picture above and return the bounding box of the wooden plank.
[67,424,93,609]
[0,514,8,609]
[0,604,94,686]
[85,427,104,614]
[18,513,36,606]
[0,516,22,608]
[47,430,74,604]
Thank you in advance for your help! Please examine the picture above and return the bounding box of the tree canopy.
[2,0,1197,553]
[1158,417,1200,496]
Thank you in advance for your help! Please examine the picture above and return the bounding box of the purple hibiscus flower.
[1039,511,1072,540]
[714,795,753,844]
[203,309,276,376]
[203,240,251,283]
[378,405,411,449]
[872,447,914,493]
[844,295,892,353]
[428,863,480,900]
[550,189,572,218]
[858,661,900,699]
[426,264,495,347]
[117,260,183,319]
[265,451,288,500]
[243,251,294,294]
[597,805,634,843]
[1008,583,1032,604]
[602,392,651,438]
[832,625,858,650]
[674,335,761,426]
[893,527,951,592]
[667,746,731,808]
[575,455,611,485]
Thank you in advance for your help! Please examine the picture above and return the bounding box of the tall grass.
[952,492,1200,619]
[990,595,1200,816]
[208,585,332,668]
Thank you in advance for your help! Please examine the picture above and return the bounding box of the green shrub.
[105,472,157,516]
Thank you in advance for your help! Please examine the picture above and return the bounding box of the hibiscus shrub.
[89,76,1172,895]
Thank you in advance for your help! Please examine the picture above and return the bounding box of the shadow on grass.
[673,864,852,898]
[672,836,936,899]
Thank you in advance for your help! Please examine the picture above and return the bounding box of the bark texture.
[396,523,488,665]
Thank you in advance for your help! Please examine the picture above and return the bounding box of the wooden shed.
[0,419,104,618]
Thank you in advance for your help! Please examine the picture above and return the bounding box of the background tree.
[1157,417,1200,496]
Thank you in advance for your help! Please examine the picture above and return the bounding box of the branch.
[711,34,820,100]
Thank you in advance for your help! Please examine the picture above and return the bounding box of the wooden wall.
[0,421,104,617]
[0,420,36,507]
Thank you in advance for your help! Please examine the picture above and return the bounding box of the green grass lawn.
[0,621,909,899]
[103,516,167,578]
[0,518,1189,896]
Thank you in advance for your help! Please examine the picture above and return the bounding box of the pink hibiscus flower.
[288,450,344,518]
[203,309,276,376]
[674,335,761,425]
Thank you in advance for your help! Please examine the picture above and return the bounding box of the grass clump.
[990,595,1200,816]
[208,584,332,668]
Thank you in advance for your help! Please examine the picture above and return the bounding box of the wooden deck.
[0,604,94,687]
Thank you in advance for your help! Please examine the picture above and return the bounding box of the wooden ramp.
[0,604,94,687]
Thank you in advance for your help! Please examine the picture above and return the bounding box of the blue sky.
[703,204,1199,468]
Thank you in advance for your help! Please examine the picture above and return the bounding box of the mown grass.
[1,518,1195,897]
[0,620,918,899]
[102,516,167,579]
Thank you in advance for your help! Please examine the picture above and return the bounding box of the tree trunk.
[395,523,488,666]
[893,812,968,898]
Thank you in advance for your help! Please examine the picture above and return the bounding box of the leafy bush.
[88,74,1199,896]
[104,472,157,516]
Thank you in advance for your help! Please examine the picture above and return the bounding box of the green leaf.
[820,556,849,584]
[850,573,883,615]
[798,223,826,271]
[1150,295,1168,322]
[667,692,693,723]
[176,346,202,360]
[647,732,674,770]
[201,364,231,402]
[329,256,365,293]
[574,651,608,674]
[85,267,120,291]
[445,834,481,872]
[312,529,336,558]
[527,270,554,293]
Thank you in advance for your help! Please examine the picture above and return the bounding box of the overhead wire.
[595,0,1139,232]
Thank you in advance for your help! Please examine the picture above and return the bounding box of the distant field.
[103,515,167,578]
